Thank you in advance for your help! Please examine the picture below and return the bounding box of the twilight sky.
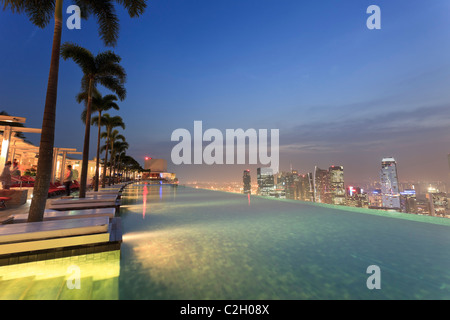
[1,0,450,184]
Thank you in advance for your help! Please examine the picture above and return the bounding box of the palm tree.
[80,90,119,191]
[116,150,128,181]
[110,140,129,184]
[100,114,125,188]
[121,155,143,179]
[61,43,126,198]
[1,0,147,222]
[102,130,126,185]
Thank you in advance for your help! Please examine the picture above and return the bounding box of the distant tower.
[243,170,251,194]
[380,157,400,209]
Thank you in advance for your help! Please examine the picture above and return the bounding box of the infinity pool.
[118,184,449,300]
[1,183,449,299]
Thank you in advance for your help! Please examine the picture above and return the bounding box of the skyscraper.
[257,167,274,196]
[243,170,251,194]
[380,157,400,209]
[314,166,329,203]
[329,166,345,205]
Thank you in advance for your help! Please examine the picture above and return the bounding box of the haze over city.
[1,0,450,184]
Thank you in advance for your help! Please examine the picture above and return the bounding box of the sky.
[1,0,450,184]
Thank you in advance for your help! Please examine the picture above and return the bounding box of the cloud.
[280,103,450,154]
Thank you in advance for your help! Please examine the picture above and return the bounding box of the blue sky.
[1,0,450,183]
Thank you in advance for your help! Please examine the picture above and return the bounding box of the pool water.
[1,183,449,300]
[118,184,450,300]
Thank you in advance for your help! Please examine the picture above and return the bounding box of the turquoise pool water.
[118,184,449,300]
[1,183,449,300]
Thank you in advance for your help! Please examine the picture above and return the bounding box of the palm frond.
[1,0,55,28]
[115,0,147,17]
[61,42,95,75]
[98,75,126,100]
[85,0,120,47]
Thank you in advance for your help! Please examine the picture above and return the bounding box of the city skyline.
[1,0,450,184]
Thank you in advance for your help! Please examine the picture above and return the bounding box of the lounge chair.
[0,197,12,209]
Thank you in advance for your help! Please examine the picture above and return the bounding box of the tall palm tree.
[100,114,125,188]
[1,0,147,222]
[110,140,129,184]
[61,43,126,198]
[116,150,128,181]
[80,90,119,191]
[121,155,143,179]
[102,130,126,185]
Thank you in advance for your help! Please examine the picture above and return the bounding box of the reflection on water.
[142,184,148,219]
[119,184,450,300]
[0,251,120,300]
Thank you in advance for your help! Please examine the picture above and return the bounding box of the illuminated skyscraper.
[380,157,400,209]
[314,166,329,203]
[257,167,274,196]
[329,166,345,205]
[243,170,251,194]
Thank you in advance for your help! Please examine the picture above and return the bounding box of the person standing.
[0,161,12,190]
[64,165,73,196]
[10,161,21,183]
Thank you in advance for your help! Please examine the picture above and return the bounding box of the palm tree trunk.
[109,146,114,186]
[117,155,122,182]
[28,0,63,222]
[102,133,110,188]
[78,76,93,198]
[94,111,102,191]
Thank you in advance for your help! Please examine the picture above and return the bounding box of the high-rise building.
[329,166,345,205]
[345,186,369,208]
[426,190,449,217]
[368,189,383,208]
[380,157,400,209]
[306,172,315,202]
[400,189,417,214]
[314,166,330,203]
[243,170,251,194]
[277,170,299,200]
[257,167,274,196]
